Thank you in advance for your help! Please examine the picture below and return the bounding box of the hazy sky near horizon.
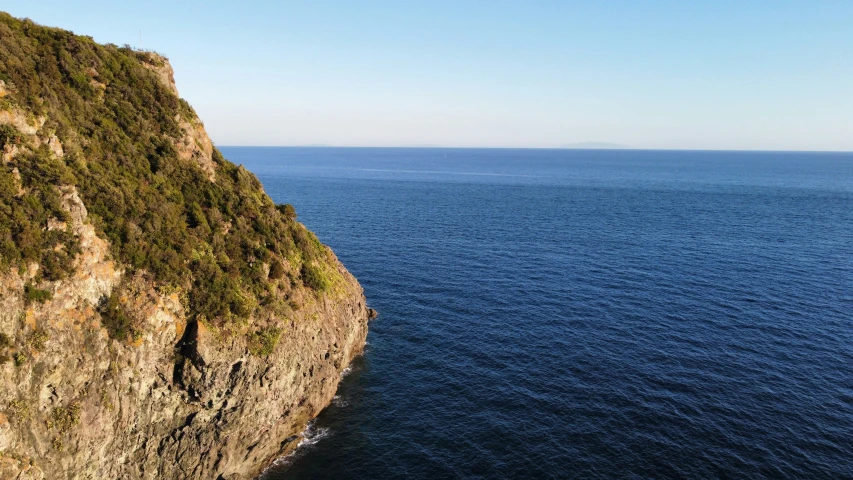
[4,1,852,150]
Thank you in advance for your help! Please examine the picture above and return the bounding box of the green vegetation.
[98,289,140,341]
[24,283,52,304]
[247,326,283,356]
[0,332,11,364]
[301,263,330,292]
[26,329,48,352]
[277,203,297,221]
[7,399,30,420]
[269,259,285,280]
[0,14,333,331]
[46,403,81,434]
[0,156,81,281]
[99,297,133,340]
[0,123,22,148]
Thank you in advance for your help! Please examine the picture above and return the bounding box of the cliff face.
[0,14,369,480]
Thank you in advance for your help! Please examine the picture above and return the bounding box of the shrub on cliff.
[277,203,297,221]
[247,326,283,356]
[0,149,81,279]
[0,123,22,148]
[98,290,140,341]
[24,283,53,304]
[269,259,285,280]
[301,263,330,292]
[0,332,11,364]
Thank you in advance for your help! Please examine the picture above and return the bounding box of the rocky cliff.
[0,13,369,479]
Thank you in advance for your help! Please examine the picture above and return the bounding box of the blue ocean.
[220,147,853,479]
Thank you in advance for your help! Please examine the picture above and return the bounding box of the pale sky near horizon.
[3,1,852,151]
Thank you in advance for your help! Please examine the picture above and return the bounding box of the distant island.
[561,142,630,149]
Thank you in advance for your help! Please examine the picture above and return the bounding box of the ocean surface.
[220,147,853,479]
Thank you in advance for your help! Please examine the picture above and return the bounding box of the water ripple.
[225,148,853,479]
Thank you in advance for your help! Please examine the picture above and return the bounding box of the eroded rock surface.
[0,182,368,479]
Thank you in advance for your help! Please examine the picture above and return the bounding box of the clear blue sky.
[4,1,852,150]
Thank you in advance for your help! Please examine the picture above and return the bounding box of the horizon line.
[216,145,853,154]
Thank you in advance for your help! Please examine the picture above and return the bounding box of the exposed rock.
[46,135,63,159]
[0,108,44,137]
[9,167,23,196]
[140,52,179,97]
[0,100,63,162]
[176,116,216,182]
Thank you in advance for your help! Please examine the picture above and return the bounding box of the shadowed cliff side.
[0,13,369,479]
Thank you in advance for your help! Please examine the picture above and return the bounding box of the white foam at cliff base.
[260,420,331,474]
[298,421,330,447]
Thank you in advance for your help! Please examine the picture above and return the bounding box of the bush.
[26,329,47,351]
[0,158,81,279]
[24,283,52,304]
[0,332,11,364]
[277,203,297,221]
[47,403,81,433]
[301,263,329,291]
[268,260,285,280]
[0,123,22,149]
[98,290,139,341]
[247,327,282,356]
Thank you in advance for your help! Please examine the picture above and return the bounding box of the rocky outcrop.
[140,53,179,98]
[0,82,57,165]
[0,230,368,479]
[175,115,216,182]
[0,137,369,480]
[141,53,216,182]
[0,28,370,480]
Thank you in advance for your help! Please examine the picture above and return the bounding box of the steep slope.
[0,13,369,479]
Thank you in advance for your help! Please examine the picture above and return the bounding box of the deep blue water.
[220,147,853,479]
